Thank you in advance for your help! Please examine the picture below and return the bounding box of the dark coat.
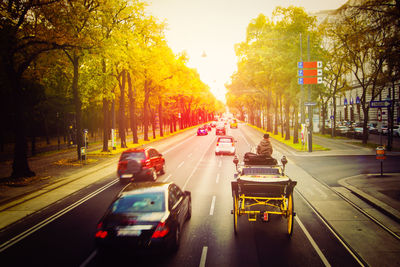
[257,138,273,156]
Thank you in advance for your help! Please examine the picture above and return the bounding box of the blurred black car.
[117,147,165,183]
[95,182,191,255]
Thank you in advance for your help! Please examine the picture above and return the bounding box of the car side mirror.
[159,153,163,157]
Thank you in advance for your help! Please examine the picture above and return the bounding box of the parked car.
[197,127,208,136]
[335,125,350,136]
[368,123,378,134]
[215,136,236,155]
[393,125,400,137]
[117,147,165,183]
[95,182,191,255]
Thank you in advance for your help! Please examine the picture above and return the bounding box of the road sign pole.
[300,33,305,124]
[307,35,312,153]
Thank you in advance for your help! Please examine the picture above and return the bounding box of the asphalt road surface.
[0,124,386,266]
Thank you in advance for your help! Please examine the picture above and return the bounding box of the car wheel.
[171,226,180,252]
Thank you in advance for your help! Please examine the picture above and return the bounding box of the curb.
[338,175,400,223]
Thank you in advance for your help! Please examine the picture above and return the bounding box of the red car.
[117,147,165,183]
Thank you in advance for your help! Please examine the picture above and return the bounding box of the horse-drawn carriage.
[231,153,297,236]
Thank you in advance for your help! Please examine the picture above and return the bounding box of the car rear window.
[218,138,233,143]
[120,152,146,161]
[112,192,165,213]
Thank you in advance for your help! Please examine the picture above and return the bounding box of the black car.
[95,182,191,255]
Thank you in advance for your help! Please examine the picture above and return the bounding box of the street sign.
[305,102,317,106]
[377,107,382,122]
[298,61,322,68]
[298,69,322,77]
[298,77,323,84]
[370,100,391,108]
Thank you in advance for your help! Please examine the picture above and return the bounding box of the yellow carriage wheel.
[287,193,294,237]
[233,195,238,234]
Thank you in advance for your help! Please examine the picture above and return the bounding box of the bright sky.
[146,0,348,103]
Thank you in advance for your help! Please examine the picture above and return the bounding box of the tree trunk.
[293,104,299,144]
[127,72,138,144]
[102,98,110,152]
[143,79,150,141]
[280,94,284,137]
[158,96,164,137]
[285,101,291,140]
[72,53,83,160]
[274,94,278,135]
[118,69,127,148]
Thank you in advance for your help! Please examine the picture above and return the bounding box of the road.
[0,123,399,266]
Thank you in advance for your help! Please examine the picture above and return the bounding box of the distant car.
[336,126,350,136]
[95,182,191,255]
[210,121,217,127]
[197,127,208,136]
[393,125,400,137]
[204,124,212,131]
[368,123,378,134]
[215,125,226,135]
[230,119,238,129]
[215,136,236,155]
[117,147,165,183]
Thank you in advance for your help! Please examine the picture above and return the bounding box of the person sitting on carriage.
[257,133,273,157]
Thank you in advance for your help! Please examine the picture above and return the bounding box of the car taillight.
[118,161,127,171]
[216,142,219,146]
[141,159,150,167]
[95,230,108,239]
[95,222,108,238]
[151,222,169,238]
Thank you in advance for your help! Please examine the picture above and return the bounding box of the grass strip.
[247,124,329,152]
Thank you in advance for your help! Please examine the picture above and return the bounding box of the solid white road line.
[216,173,220,184]
[295,216,331,267]
[163,174,172,182]
[80,250,97,267]
[209,196,216,216]
[0,179,119,253]
[199,246,208,267]
[177,161,185,168]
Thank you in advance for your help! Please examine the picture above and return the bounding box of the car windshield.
[112,192,165,213]
[120,152,146,161]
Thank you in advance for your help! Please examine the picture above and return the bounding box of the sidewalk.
[0,128,196,231]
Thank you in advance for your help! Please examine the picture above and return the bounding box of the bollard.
[376,146,386,176]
